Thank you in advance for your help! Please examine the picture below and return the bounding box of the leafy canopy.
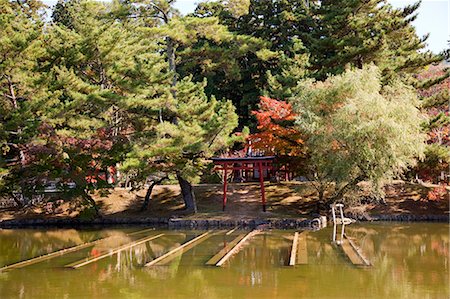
[249,96,304,156]
[292,65,426,203]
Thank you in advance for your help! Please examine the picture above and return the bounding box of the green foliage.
[291,65,426,204]
[0,0,446,214]
[420,144,450,170]
[190,0,442,127]
[77,204,98,220]
[122,77,240,184]
[309,0,442,82]
[0,0,46,198]
[186,0,310,127]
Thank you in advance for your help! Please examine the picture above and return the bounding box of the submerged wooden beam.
[156,231,220,266]
[339,234,371,266]
[127,228,155,236]
[225,225,241,236]
[340,239,364,265]
[344,234,371,266]
[289,232,299,266]
[66,233,164,269]
[0,237,108,272]
[0,228,156,272]
[215,230,259,267]
[145,232,212,267]
[206,233,246,266]
[297,232,308,264]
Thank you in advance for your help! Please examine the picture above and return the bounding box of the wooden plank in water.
[289,232,299,266]
[0,237,109,272]
[225,226,241,236]
[0,228,156,272]
[145,232,211,267]
[66,233,164,269]
[297,232,308,265]
[206,233,246,265]
[344,234,371,266]
[128,228,155,236]
[216,230,259,267]
[340,237,365,266]
[156,232,218,266]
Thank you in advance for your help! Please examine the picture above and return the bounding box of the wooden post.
[258,162,266,212]
[289,232,299,266]
[223,163,228,211]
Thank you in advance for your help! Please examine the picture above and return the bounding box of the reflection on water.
[0,223,448,299]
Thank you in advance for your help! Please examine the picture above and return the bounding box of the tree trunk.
[10,192,24,208]
[176,173,197,213]
[81,191,101,218]
[316,188,325,214]
[7,76,18,109]
[140,176,168,211]
[166,37,177,86]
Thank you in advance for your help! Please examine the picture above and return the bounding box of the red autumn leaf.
[249,96,304,156]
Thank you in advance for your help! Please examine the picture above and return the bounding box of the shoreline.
[0,213,447,229]
[1,182,447,229]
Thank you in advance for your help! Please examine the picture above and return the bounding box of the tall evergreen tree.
[113,0,242,212]
[26,0,158,213]
[0,0,46,205]
[309,0,442,82]
[185,0,310,128]
[414,60,450,182]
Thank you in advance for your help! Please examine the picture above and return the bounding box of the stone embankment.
[0,217,326,229]
[353,214,449,222]
[0,213,447,229]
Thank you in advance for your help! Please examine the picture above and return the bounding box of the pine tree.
[309,0,442,82]
[26,0,160,213]
[184,0,310,128]
[414,61,450,183]
[122,78,240,212]
[0,0,46,205]
[118,0,242,212]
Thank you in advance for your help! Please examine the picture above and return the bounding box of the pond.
[0,223,448,298]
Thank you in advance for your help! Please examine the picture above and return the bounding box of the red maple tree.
[249,96,304,156]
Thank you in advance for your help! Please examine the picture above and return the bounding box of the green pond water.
[0,223,448,299]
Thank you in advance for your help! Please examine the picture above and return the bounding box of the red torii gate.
[211,156,276,212]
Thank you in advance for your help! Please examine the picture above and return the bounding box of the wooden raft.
[66,233,164,269]
[145,231,212,267]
